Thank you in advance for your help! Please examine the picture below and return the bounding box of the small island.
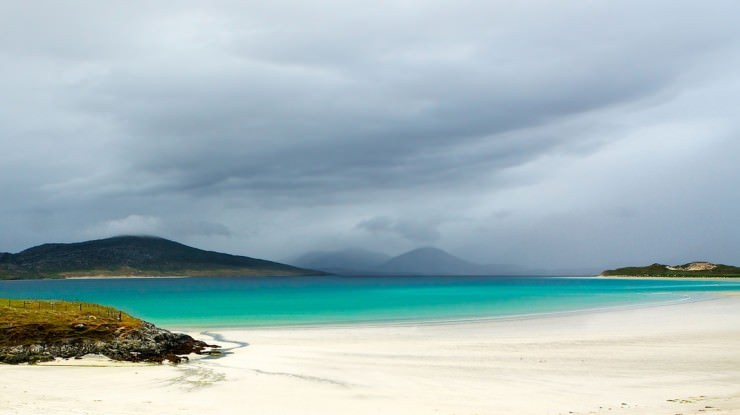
[601,261,740,278]
[0,299,219,364]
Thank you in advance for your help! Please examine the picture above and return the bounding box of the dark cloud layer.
[1,1,739,269]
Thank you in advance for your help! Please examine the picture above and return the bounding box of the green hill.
[600,261,740,278]
[0,236,324,279]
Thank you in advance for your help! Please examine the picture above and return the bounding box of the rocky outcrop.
[0,322,220,364]
[666,262,717,272]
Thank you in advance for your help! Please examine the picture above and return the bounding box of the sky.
[1,1,739,270]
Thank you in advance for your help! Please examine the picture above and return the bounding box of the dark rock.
[0,322,220,365]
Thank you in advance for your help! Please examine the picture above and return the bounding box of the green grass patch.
[0,299,143,347]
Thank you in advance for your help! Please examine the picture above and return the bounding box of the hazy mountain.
[290,246,539,276]
[377,247,495,275]
[0,235,323,280]
[289,246,597,276]
[291,248,391,274]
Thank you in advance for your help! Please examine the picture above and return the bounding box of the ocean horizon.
[2,275,738,329]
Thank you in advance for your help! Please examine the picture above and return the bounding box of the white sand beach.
[2,295,739,415]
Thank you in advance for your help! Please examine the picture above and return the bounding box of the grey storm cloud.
[356,216,441,244]
[1,1,739,269]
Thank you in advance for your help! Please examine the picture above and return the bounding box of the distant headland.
[0,236,325,280]
[600,261,740,278]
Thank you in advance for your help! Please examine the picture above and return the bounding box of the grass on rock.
[0,299,143,348]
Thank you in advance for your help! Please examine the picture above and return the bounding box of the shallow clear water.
[1,276,738,328]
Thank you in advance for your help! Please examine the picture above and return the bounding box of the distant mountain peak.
[291,248,391,273]
[402,246,460,256]
[402,246,448,254]
[109,235,168,241]
[378,247,483,275]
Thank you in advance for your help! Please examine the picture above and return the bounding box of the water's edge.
[2,275,738,330]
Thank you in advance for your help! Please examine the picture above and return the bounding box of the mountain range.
[0,236,322,279]
[0,235,602,280]
[289,246,583,276]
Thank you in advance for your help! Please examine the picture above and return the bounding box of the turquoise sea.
[1,276,738,328]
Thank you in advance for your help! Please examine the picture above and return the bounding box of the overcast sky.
[1,1,739,269]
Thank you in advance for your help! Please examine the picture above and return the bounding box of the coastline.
[598,275,740,281]
[61,274,740,281]
[2,295,739,414]
[63,275,191,280]
[161,290,708,332]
